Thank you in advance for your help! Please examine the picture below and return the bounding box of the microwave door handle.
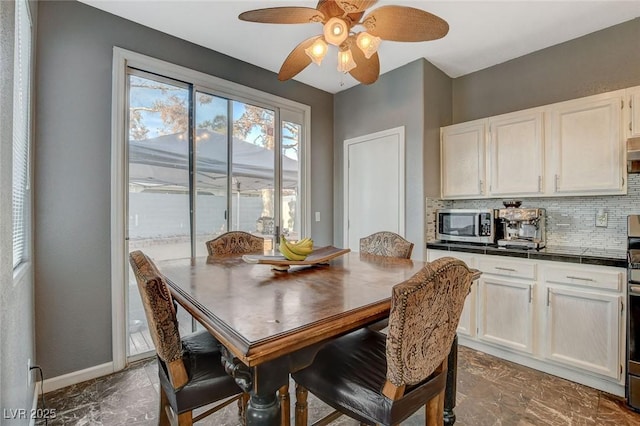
[475,214,481,237]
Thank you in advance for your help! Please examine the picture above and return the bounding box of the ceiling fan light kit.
[356,31,381,59]
[337,47,357,73]
[305,38,329,65]
[324,17,349,45]
[239,1,449,85]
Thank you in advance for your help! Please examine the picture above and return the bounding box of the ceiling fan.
[238,1,449,85]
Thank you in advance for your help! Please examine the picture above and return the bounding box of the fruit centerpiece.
[279,235,313,261]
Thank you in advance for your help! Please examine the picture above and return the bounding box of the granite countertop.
[426,241,627,268]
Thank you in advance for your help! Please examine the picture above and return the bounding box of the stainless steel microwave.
[436,209,497,244]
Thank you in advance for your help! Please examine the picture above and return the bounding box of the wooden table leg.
[246,392,280,426]
[221,347,282,426]
[444,334,458,426]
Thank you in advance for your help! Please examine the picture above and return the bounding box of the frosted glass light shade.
[356,32,381,59]
[323,17,349,46]
[337,49,357,73]
[305,39,328,65]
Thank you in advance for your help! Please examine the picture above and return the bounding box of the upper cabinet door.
[547,91,626,195]
[441,120,486,199]
[488,110,544,197]
[628,86,640,138]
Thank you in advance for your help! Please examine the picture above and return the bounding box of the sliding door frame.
[110,47,311,370]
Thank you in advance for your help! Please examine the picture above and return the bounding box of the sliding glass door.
[127,71,193,357]
[125,68,305,358]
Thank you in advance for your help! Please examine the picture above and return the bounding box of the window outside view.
[126,72,301,356]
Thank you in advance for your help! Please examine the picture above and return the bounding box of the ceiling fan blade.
[336,1,378,13]
[349,46,380,85]
[239,7,324,24]
[362,6,449,42]
[278,36,322,81]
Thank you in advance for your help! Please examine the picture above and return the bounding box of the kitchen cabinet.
[425,247,626,395]
[478,276,534,354]
[546,90,626,195]
[545,286,621,379]
[487,110,544,196]
[543,264,623,380]
[628,85,640,138]
[426,250,477,337]
[440,119,486,199]
[440,87,629,199]
[476,257,536,354]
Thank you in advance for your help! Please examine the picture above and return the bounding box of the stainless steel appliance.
[436,209,497,244]
[496,207,546,249]
[627,215,640,411]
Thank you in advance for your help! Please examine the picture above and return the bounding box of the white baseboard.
[29,384,39,426]
[42,362,114,394]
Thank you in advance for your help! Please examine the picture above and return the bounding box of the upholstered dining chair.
[129,250,247,426]
[359,231,415,332]
[359,231,414,259]
[291,257,477,426]
[205,231,265,256]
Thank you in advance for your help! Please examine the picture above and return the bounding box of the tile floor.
[39,346,640,426]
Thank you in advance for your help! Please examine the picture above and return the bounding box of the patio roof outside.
[129,129,299,193]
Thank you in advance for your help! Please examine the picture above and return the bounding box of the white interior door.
[344,127,405,252]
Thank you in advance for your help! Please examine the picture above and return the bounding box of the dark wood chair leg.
[279,383,291,426]
[294,383,308,426]
[159,387,171,426]
[444,335,458,425]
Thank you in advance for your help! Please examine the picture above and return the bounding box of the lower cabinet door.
[545,286,621,379]
[478,277,534,353]
[457,284,476,338]
[427,250,478,337]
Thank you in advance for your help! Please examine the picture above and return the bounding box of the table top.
[158,252,426,366]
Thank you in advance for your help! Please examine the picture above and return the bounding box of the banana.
[286,236,313,256]
[288,242,313,256]
[296,238,313,248]
[279,238,307,261]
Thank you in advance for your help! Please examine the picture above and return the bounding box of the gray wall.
[423,62,452,199]
[35,0,333,378]
[1,0,37,422]
[333,59,450,260]
[453,18,640,123]
[448,18,640,252]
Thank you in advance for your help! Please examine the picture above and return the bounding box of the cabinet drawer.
[544,265,622,291]
[478,257,536,280]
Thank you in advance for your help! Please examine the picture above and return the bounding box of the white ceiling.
[78,0,640,94]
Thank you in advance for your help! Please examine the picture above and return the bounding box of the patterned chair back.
[129,251,183,364]
[359,231,414,259]
[206,231,265,256]
[385,257,475,386]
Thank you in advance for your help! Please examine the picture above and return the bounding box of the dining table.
[158,250,464,426]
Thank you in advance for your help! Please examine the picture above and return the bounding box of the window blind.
[12,0,32,269]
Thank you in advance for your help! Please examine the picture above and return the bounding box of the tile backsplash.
[426,174,640,251]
